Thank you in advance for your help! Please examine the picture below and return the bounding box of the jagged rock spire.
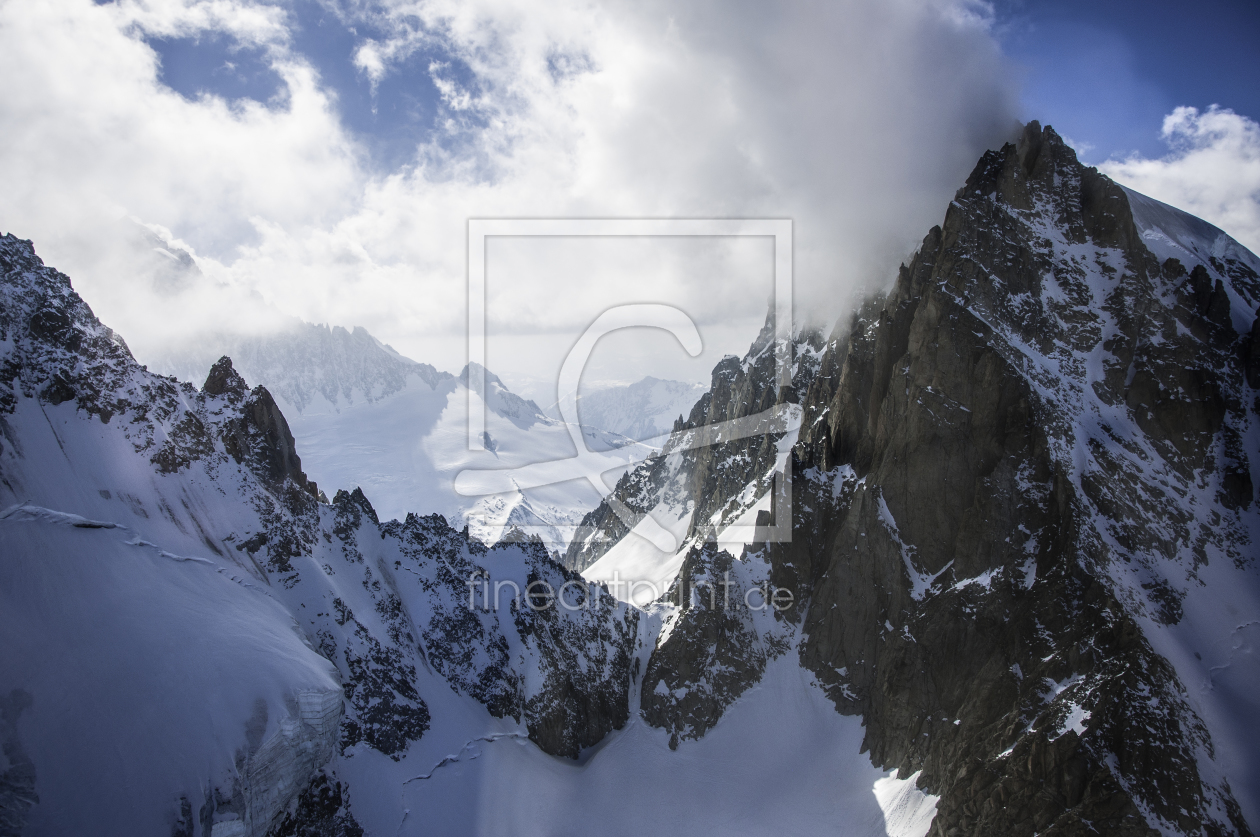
[203,355,248,399]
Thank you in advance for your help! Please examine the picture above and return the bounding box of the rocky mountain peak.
[958,120,1141,253]
[202,355,248,399]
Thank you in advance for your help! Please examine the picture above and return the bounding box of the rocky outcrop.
[640,542,778,749]
[204,356,250,399]
[774,123,1258,835]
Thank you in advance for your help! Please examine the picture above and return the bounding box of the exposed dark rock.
[221,385,313,493]
[204,355,249,399]
[640,543,768,748]
[266,773,363,837]
[775,122,1257,836]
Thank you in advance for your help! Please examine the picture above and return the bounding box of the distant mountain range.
[153,322,656,552]
[548,376,708,449]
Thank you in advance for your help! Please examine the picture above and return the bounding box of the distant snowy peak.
[459,362,548,428]
[567,377,707,445]
[156,319,450,415]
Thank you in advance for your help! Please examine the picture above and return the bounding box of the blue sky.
[994,0,1260,161]
[148,0,478,170]
[146,0,1260,169]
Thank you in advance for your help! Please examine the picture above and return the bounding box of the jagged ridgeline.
[1,121,1258,837]
[571,122,1260,835]
[786,123,1260,836]
[0,238,637,835]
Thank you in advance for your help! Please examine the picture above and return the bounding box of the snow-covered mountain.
[0,235,640,835]
[156,320,447,416]
[0,231,942,837]
[156,325,651,552]
[572,123,1260,835]
[3,121,1258,837]
[550,376,707,447]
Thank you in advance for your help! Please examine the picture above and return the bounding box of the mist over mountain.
[2,124,1258,836]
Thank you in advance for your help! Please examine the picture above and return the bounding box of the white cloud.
[0,0,1020,384]
[353,40,388,85]
[1101,106,1260,255]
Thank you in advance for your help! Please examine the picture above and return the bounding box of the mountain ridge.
[2,120,1258,836]
[615,121,1260,836]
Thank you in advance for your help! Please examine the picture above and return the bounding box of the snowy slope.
[0,505,343,837]
[281,364,653,550]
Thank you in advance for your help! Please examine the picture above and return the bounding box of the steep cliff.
[636,123,1260,835]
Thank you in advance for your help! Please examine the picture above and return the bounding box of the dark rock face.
[266,773,363,837]
[639,543,776,749]
[222,384,315,497]
[204,355,249,399]
[202,356,320,500]
[773,123,1257,835]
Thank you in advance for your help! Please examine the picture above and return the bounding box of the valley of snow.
[283,369,654,550]
[548,376,708,447]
